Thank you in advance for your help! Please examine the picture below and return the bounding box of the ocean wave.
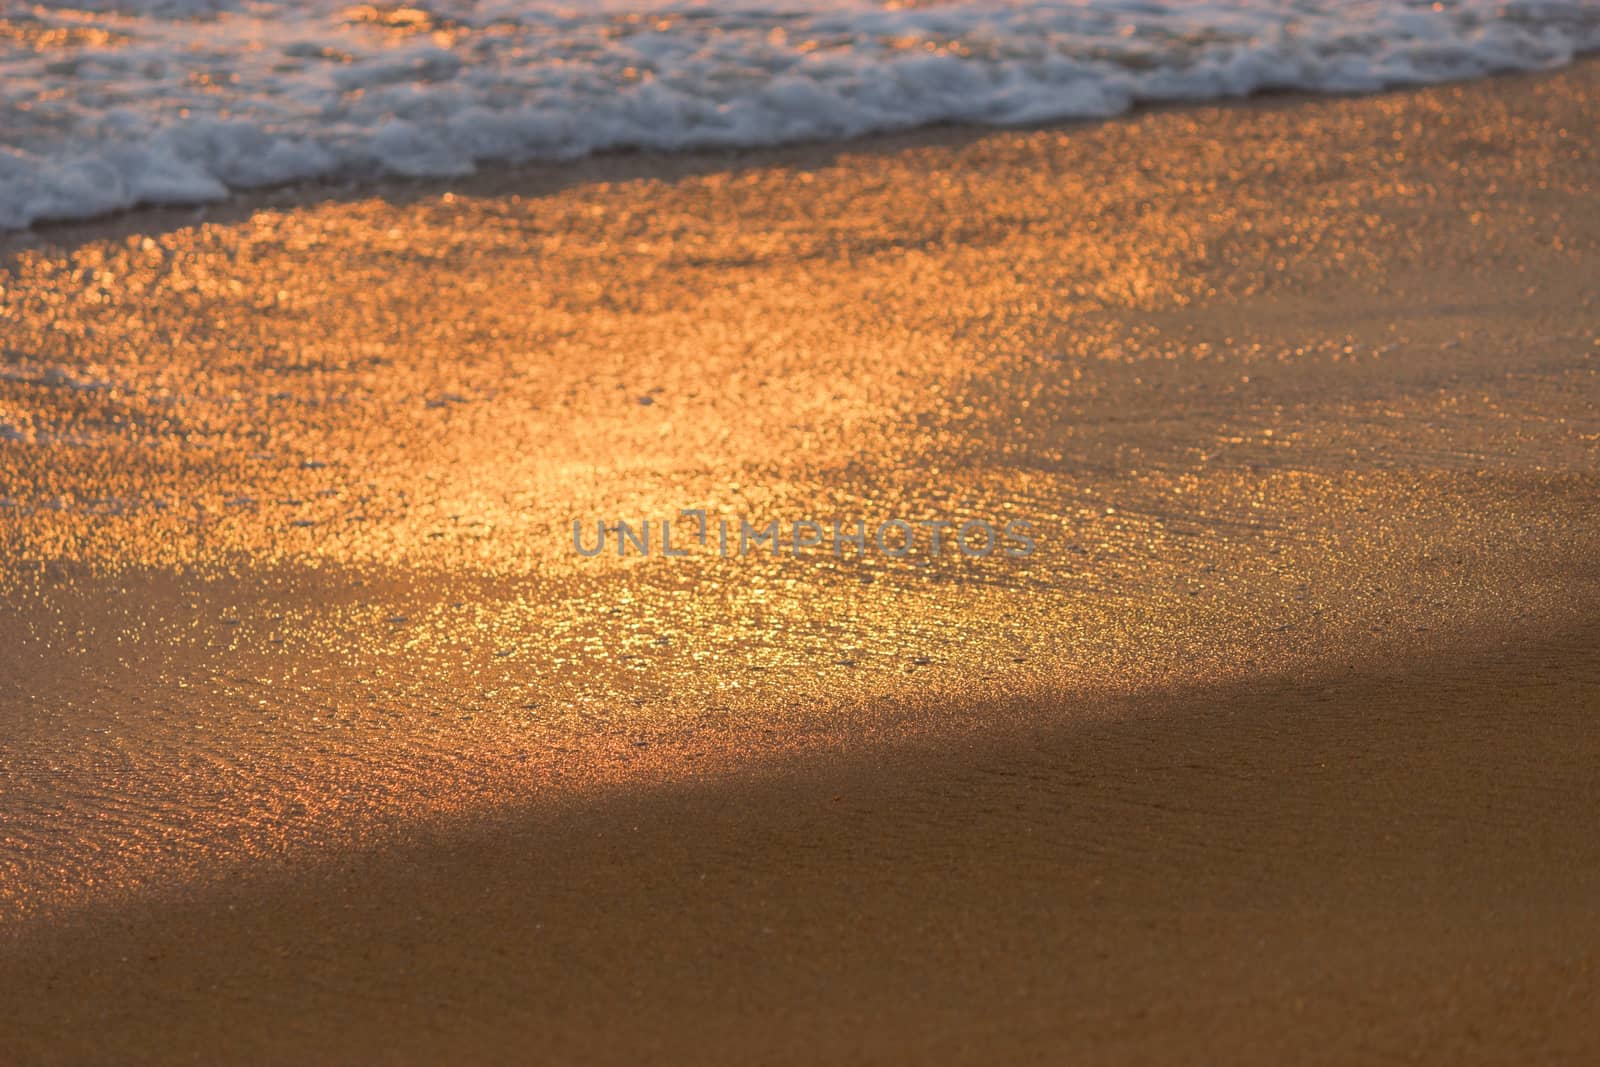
[3,0,1599,228]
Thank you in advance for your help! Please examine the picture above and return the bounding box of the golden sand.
[2,61,1599,1063]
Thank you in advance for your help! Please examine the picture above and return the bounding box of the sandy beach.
[3,59,1599,1064]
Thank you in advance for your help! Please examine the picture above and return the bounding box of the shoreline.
[4,56,1600,1062]
[4,57,1595,258]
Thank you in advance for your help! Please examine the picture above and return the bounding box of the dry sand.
[2,62,1600,1064]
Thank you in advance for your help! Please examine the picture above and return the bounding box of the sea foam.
[3,0,1599,228]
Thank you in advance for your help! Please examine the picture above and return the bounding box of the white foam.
[3,1,1598,228]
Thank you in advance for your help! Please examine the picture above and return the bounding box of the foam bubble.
[3,1,1598,228]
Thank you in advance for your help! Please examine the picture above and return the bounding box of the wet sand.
[3,62,1600,1062]
[5,620,1600,1066]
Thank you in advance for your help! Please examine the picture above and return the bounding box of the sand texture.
[2,62,1599,1064]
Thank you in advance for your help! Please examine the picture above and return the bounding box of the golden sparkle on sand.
[2,57,1599,1018]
